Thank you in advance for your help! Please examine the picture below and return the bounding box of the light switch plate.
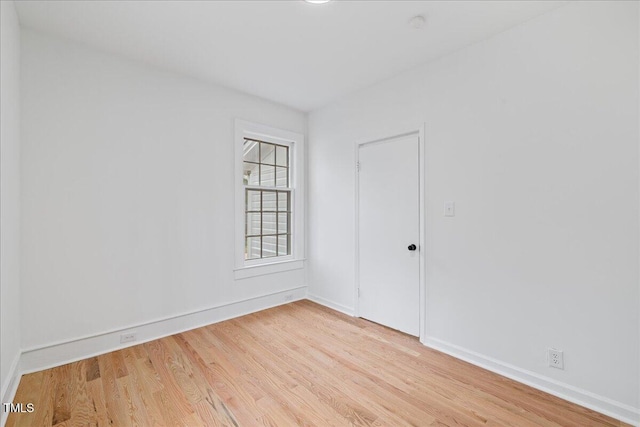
[444,201,455,217]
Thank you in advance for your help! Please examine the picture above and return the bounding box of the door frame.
[354,123,427,341]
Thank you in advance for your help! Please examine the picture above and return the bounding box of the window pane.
[263,235,277,258]
[243,162,260,185]
[261,142,275,165]
[246,213,261,236]
[278,235,290,256]
[260,164,275,187]
[246,190,261,212]
[278,192,289,212]
[246,237,261,259]
[262,212,276,234]
[243,139,259,163]
[262,191,277,211]
[275,145,288,167]
[278,213,289,234]
[241,134,295,262]
[275,167,288,188]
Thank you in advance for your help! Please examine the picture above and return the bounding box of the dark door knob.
[408,244,417,251]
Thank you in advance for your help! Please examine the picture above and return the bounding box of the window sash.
[242,138,293,261]
[244,189,292,260]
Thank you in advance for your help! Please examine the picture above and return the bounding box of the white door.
[358,133,420,336]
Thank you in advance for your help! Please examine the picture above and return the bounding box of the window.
[234,120,304,278]
[243,139,291,259]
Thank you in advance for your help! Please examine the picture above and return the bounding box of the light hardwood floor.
[7,300,630,426]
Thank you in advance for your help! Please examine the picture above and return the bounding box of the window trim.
[234,119,305,279]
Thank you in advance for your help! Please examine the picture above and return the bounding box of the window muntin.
[243,138,289,187]
[243,139,291,260]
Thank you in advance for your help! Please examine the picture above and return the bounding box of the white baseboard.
[1,351,22,427]
[8,293,638,427]
[422,337,640,426]
[306,293,354,316]
[20,286,307,376]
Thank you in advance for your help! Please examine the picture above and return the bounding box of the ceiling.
[14,1,565,112]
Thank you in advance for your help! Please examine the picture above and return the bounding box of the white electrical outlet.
[548,348,564,369]
[120,333,137,344]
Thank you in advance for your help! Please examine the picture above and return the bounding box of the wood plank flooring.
[6,300,630,426]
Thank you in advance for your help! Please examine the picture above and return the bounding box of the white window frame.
[234,119,305,279]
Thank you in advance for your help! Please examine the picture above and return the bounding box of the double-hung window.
[243,139,291,259]
[234,120,304,278]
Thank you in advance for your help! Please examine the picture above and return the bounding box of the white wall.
[1,0,22,410]
[20,30,306,361]
[308,1,639,422]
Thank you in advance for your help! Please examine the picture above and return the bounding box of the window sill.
[234,259,305,280]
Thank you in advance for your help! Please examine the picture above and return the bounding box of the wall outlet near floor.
[548,348,564,369]
[284,294,294,302]
[120,333,137,344]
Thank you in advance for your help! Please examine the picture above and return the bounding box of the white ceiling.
[15,0,565,112]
